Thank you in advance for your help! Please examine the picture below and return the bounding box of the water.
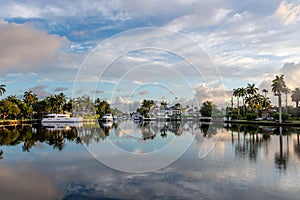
[0,121,300,200]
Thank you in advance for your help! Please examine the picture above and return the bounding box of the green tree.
[137,99,155,117]
[55,93,67,113]
[0,84,6,96]
[0,100,21,120]
[95,98,112,118]
[291,88,300,118]
[233,88,242,116]
[240,87,247,116]
[32,100,50,117]
[262,89,268,110]
[160,101,167,109]
[23,91,38,106]
[7,95,32,119]
[73,96,95,115]
[272,74,287,123]
[141,99,155,110]
[45,93,67,113]
[282,87,290,114]
[246,83,259,97]
[200,101,216,117]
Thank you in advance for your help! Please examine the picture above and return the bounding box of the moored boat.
[42,114,83,123]
[99,113,114,122]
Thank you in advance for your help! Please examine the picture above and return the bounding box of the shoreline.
[224,120,300,127]
[0,118,98,126]
[1,118,300,127]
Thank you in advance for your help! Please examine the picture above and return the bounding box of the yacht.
[100,113,114,122]
[42,114,83,123]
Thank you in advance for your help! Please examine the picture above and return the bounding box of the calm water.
[0,121,300,200]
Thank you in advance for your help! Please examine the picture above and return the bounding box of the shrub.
[231,114,238,120]
[246,113,258,121]
[272,112,289,122]
[225,114,238,120]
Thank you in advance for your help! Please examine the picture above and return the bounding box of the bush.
[246,113,258,121]
[230,114,238,120]
[272,112,289,122]
[225,114,238,120]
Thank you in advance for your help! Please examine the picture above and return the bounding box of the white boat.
[42,114,83,123]
[42,122,83,131]
[100,113,113,122]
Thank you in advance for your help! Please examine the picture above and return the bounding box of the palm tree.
[246,83,259,97]
[233,88,241,116]
[282,87,290,114]
[55,93,67,113]
[262,89,268,110]
[271,74,287,123]
[23,91,38,106]
[46,95,57,113]
[0,84,6,96]
[291,88,300,118]
[245,93,269,115]
[240,87,247,116]
[262,96,271,109]
[160,101,167,109]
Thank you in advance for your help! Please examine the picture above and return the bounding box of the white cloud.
[258,62,300,106]
[165,8,231,31]
[276,1,300,25]
[280,62,300,89]
[229,11,249,22]
[185,83,228,108]
[0,21,68,74]
[112,96,141,112]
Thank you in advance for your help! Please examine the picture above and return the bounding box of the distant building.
[150,106,181,120]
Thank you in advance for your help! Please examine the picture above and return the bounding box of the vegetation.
[229,75,293,122]
[272,112,289,122]
[291,88,300,118]
[95,98,112,118]
[246,113,258,121]
[136,99,155,117]
[0,87,117,120]
[271,75,288,123]
[0,84,6,96]
[1,72,300,124]
[200,101,222,117]
[229,83,268,119]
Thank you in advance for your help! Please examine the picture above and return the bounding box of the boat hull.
[41,118,83,123]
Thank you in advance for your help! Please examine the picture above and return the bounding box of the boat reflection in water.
[41,122,83,131]
[1,121,300,199]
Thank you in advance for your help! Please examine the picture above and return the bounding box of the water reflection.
[1,122,300,199]
[0,149,3,159]
[0,124,82,154]
[229,125,271,162]
[0,122,300,169]
[224,124,300,172]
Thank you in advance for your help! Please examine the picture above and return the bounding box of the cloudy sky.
[1,0,300,111]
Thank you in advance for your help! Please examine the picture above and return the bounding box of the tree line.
[229,75,300,121]
[0,85,114,120]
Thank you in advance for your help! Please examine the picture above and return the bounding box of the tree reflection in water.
[230,125,271,162]
[0,149,3,159]
[274,127,289,171]
[199,122,217,137]
[294,129,300,159]
[0,124,82,152]
[0,121,297,173]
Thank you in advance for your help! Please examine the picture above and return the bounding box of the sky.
[1,0,300,111]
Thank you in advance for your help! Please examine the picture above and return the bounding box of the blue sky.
[1,0,300,110]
